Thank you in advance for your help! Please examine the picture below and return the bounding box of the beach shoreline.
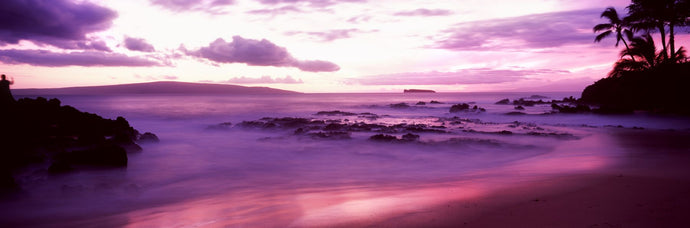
[337,129,690,227]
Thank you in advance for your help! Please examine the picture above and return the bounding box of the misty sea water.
[3,92,690,227]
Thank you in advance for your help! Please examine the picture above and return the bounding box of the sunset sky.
[1,0,687,92]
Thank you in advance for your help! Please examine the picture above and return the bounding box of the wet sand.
[349,129,690,227]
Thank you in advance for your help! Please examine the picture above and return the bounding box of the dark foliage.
[581,62,690,114]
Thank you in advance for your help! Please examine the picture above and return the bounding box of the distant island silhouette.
[13,81,299,96]
[404,89,436,93]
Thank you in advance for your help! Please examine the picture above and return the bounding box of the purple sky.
[0,0,686,92]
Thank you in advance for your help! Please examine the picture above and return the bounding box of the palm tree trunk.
[669,23,676,61]
[619,34,636,61]
[658,24,668,61]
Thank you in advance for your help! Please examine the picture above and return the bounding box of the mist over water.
[3,92,689,227]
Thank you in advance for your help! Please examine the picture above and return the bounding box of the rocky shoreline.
[1,97,157,192]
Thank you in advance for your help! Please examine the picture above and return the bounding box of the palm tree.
[594,7,635,61]
[610,33,658,77]
[626,0,690,62]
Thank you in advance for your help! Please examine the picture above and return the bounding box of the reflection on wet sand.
[117,129,614,227]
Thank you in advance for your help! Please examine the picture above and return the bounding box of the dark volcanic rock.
[389,103,411,109]
[450,103,485,113]
[1,97,149,180]
[430,100,443,104]
[315,110,358,116]
[551,104,591,113]
[369,134,398,142]
[324,123,347,131]
[401,133,420,141]
[138,132,160,143]
[416,101,426,105]
[449,103,470,112]
[514,105,525,110]
[308,131,351,140]
[505,111,527,115]
[369,133,420,143]
[512,98,550,106]
[495,99,510,104]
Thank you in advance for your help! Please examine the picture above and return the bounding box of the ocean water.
[2,92,690,227]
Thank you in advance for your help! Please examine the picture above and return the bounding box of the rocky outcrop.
[0,97,154,189]
[450,103,486,113]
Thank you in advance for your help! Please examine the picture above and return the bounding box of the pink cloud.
[124,37,156,52]
[352,68,570,85]
[149,0,234,13]
[435,9,604,51]
[247,5,303,15]
[285,29,369,42]
[224,75,303,84]
[186,36,340,72]
[0,49,163,67]
[257,0,366,7]
[394,8,453,17]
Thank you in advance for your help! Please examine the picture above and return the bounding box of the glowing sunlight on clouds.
[0,0,652,92]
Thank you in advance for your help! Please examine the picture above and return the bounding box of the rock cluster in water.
[209,110,578,144]
[449,103,486,113]
[494,96,599,114]
[1,97,157,191]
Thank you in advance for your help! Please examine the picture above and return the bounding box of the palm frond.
[595,30,613,42]
[609,59,649,77]
[600,7,622,24]
[593,23,614,32]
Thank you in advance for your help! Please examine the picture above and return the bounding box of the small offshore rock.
[138,132,160,143]
[369,134,398,142]
[390,103,410,109]
[308,131,351,140]
[315,110,357,116]
[449,103,470,112]
[401,133,420,141]
[495,99,510,104]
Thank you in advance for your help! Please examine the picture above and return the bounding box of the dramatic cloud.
[353,68,570,85]
[124,37,156,52]
[293,60,340,72]
[187,36,340,72]
[39,39,112,52]
[224,75,303,84]
[149,0,234,13]
[394,8,453,17]
[435,9,602,51]
[0,0,116,48]
[0,49,162,67]
[285,29,367,42]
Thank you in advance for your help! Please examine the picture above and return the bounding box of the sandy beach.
[357,129,690,228]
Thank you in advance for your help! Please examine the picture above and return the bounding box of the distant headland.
[13,81,299,96]
[404,89,436,93]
